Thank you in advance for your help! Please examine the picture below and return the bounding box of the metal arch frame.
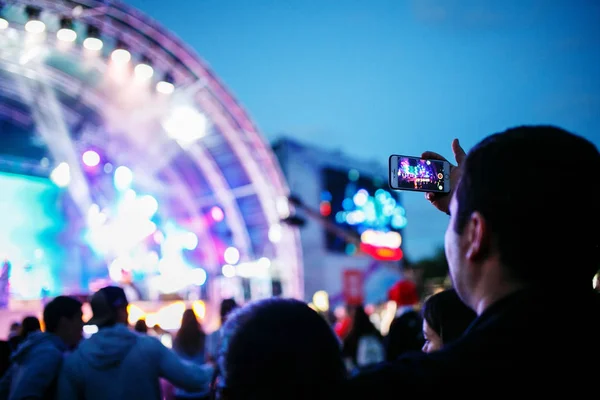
[92,0,303,296]
[0,27,229,272]
[0,0,303,297]
[0,56,223,273]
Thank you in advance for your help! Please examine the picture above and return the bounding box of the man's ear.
[464,211,489,261]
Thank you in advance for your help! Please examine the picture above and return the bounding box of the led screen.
[0,171,67,299]
[321,168,407,255]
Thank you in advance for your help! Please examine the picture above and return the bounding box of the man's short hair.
[43,296,83,333]
[217,298,346,400]
[454,125,600,286]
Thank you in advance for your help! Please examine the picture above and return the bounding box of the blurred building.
[272,138,407,308]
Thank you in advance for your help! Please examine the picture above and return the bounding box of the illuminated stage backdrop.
[0,1,302,305]
[0,172,66,299]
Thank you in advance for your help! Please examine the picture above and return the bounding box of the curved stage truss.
[0,0,303,301]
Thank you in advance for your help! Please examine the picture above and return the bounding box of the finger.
[425,192,439,201]
[452,138,467,165]
[421,151,448,161]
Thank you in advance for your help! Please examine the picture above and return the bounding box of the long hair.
[174,309,206,357]
[342,305,381,362]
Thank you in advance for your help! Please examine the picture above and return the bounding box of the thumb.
[452,138,467,165]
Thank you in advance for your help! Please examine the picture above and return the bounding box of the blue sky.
[125,0,600,261]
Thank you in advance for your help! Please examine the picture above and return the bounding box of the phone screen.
[392,156,449,193]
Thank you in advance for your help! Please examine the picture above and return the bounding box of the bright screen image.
[397,157,446,191]
[322,168,407,254]
[0,171,67,299]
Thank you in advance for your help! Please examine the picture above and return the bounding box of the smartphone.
[388,155,451,193]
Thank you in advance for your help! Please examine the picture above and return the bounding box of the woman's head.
[216,298,346,400]
[174,309,205,356]
[422,289,476,353]
[350,306,374,333]
[220,298,239,325]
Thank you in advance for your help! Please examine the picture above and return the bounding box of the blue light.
[345,243,357,255]
[348,169,360,181]
[342,198,354,211]
[320,191,332,202]
[392,215,408,229]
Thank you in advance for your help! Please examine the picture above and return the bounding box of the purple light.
[211,206,224,222]
[82,150,100,167]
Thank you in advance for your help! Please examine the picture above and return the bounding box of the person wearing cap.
[0,296,83,400]
[57,286,213,400]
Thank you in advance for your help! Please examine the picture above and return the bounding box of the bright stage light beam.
[50,162,71,187]
[83,37,103,51]
[0,18,8,30]
[25,20,45,34]
[138,195,158,218]
[134,63,154,80]
[82,150,100,167]
[224,247,240,265]
[156,81,174,94]
[210,206,224,222]
[111,48,131,64]
[114,166,133,191]
[162,106,207,148]
[57,28,77,42]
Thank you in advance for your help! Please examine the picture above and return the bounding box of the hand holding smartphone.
[388,155,451,193]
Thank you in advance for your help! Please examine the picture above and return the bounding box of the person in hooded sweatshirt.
[57,286,213,400]
[0,296,83,400]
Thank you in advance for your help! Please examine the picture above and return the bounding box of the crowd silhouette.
[0,125,599,399]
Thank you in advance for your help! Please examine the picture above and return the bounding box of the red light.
[319,201,331,217]
[359,243,403,261]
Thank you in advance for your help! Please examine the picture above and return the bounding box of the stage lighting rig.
[111,39,131,64]
[83,24,102,51]
[25,5,45,33]
[156,72,175,94]
[57,17,76,42]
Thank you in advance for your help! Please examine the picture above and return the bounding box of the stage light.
[111,48,131,64]
[82,150,100,167]
[50,162,70,187]
[114,166,133,191]
[138,195,158,218]
[111,40,131,64]
[162,106,207,148]
[134,56,154,80]
[0,18,8,30]
[222,264,236,278]
[57,18,77,42]
[313,291,329,312]
[181,232,198,250]
[257,257,271,269]
[224,247,240,265]
[156,72,175,94]
[268,224,282,243]
[25,6,45,34]
[353,189,368,207]
[83,25,103,51]
[189,268,207,286]
[210,206,224,222]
